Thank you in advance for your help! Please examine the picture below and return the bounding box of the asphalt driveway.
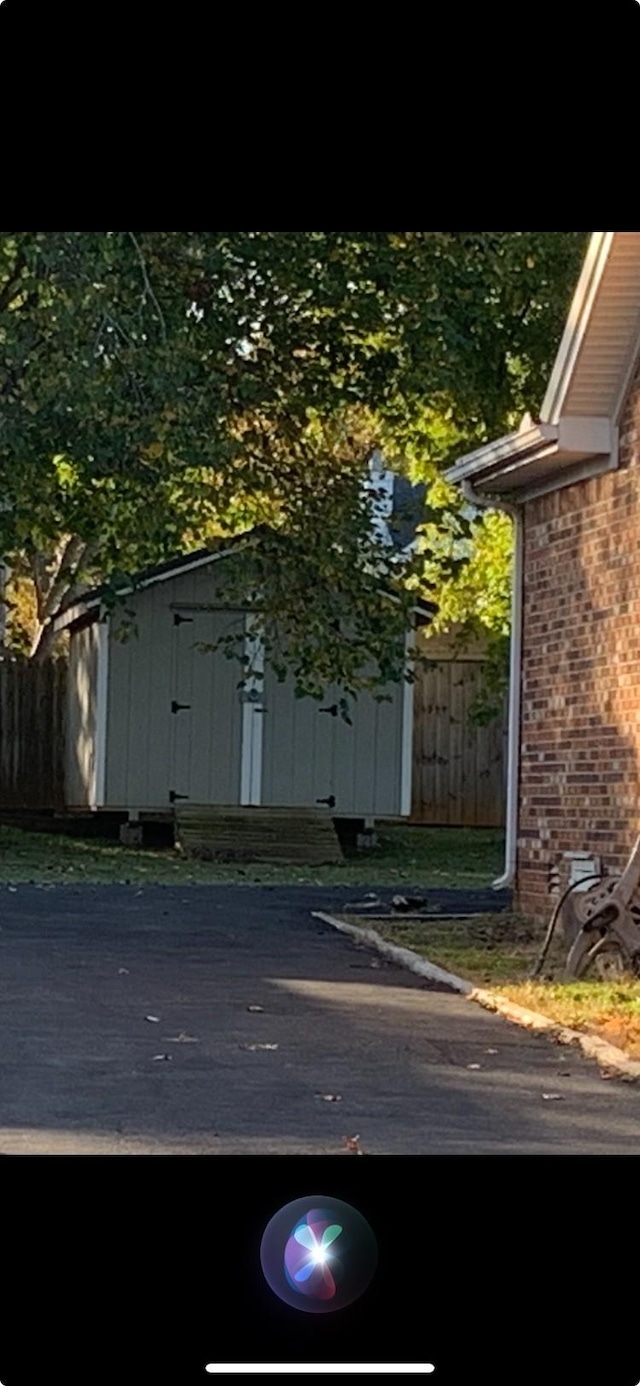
[2,883,640,1154]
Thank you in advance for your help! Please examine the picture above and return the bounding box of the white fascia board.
[52,547,242,635]
[540,232,614,426]
[513,447,618,504]
[472,442,560,490]
[444,423,558,486]
[469,438,613,505]
[92,616,110,809]
[240,616,265,806]
[52,601,96,632]
[557,415,612,454]
[447,419,612,501]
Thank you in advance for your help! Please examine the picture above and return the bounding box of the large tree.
[0,231,587,693]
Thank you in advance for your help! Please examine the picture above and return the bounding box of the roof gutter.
[447,421,558,486]
[461,479,523,893]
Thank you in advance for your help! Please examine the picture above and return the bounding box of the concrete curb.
[312,911,640,1084]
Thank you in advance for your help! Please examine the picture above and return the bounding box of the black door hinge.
[316,795,336,809]
[319,704,339,717]
[171,701,191,714]
[173,613,194,626]
[169,790,190,803]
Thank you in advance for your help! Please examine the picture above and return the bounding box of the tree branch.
[43,536,102,620]
[27,547,49,623]
[127,232,167,342]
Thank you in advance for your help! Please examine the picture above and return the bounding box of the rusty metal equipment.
[561,834,640,979]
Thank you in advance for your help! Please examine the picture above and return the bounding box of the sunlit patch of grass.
[497,980,640,1059]
[355,914,640,1059]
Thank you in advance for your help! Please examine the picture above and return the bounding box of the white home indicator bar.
[205,1367,435,1375]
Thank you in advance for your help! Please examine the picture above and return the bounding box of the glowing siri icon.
[285,1210,344,1301]
[260,1196,377,1313]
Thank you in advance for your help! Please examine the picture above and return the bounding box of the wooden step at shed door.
[175,805,344,865]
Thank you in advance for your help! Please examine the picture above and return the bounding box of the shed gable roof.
[53,531,256,633]
[53,523,436,635]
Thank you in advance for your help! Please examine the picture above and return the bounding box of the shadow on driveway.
[0,884,638,1153]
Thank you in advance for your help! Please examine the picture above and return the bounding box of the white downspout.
[461,480,523,892]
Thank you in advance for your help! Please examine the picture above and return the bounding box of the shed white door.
[260,667,405,817]
[170,609,244,806]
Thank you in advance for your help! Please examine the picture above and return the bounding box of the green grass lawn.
[12,818,640,1059]
[0,823,505,888]
[363,914,640,1060]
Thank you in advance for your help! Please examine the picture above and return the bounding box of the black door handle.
[171,701,191,714]
[316,795,336,809]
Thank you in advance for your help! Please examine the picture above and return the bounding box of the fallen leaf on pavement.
[165,1033,199,1043]
[145,1015,161,1023]
[542,1092,564,1101]
[247,1005,264,1013]
[152,1054,173,1062]
[242,1043,279,1052]
[467,1063,482,1070]
[485,1048,498,1055]
[118,968,130,975]
[317,1093,342,1103]
[343,1134,364,1155]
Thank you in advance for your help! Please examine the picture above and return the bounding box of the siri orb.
[260,1196,377,1313]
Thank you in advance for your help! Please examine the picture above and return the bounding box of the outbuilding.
[53,533,431,857]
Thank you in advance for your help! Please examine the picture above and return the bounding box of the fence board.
[411,659,507,827]
[0,657,67,809]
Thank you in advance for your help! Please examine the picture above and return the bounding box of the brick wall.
[517,359,640,922]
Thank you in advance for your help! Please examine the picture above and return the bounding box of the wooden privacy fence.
[0,656,67,809]
[412,658,507,827]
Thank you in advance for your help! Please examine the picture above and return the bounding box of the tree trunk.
[26,535,102,661]
[30,620,59,663]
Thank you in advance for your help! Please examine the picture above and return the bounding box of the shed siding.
[261,668,404,816]
[105,582,174,807]
[66,623,99,807]
[104,563,244,809]
[517,353,640,923]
